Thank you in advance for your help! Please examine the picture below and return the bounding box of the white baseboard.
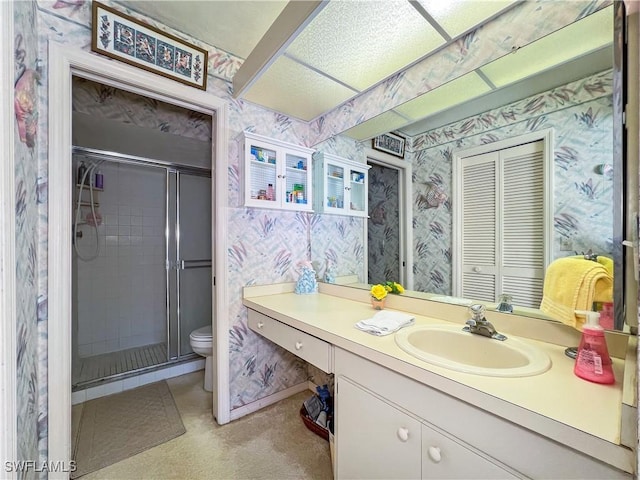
[229,382,311,421]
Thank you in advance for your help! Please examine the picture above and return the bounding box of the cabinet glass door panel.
[177,172,212,356]
[349,168,366,212]
[248,143,277,202]
[326,163,345,209]
[285,152,310,206]
[244,132,313,211]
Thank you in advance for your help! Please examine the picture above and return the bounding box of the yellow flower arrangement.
[385,281,404,294]
[370,281,404,300]
[370,284,388,300]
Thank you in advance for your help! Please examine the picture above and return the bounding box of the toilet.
[189,325,213,392]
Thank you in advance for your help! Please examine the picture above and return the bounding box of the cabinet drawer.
[248,309,332,373]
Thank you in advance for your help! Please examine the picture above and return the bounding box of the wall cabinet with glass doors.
[243,131,314,212]
[313,152,370,217]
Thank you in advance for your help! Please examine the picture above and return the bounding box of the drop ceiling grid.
[343,110,411,141]
[481,5,614,88]
[311,1,614,145]
[285,0,446,93]
[395,71,493,120]
[417,0,519,38]
[242,55,357,122]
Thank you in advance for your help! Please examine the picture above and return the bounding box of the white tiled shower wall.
[74,161,167,357]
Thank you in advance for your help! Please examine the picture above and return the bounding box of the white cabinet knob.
[257,322,264,329]
[472,266,482,273]
[397,427,409,442]
[295,341,303,350]
[428,446,441,463]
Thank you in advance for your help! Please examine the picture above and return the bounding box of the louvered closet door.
[501,142,545,308]
[461,141,544,308]
[461,153,498,303]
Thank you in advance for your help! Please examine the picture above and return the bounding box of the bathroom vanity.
[243,283,636,479]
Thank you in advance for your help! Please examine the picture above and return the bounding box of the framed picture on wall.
[91,2,208,90]
[372,132,406,158]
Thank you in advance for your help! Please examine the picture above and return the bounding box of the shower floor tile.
[73,343,167,387]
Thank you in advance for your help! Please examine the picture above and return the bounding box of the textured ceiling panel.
[342,111,410,141]
[395,72,492,120]
[481,5,613,87]
[117,0,288,59]
[242,55,356,122]
[285,0,446,91]
[418,0,517,38]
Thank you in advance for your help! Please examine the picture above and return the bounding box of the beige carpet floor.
[72,380,186,478]
[72,371,333,479]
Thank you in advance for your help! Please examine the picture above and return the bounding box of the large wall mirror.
[313,1,635,333]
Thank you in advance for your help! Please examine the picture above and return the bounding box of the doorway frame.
[48,44,230,473]
[364,147,414,290]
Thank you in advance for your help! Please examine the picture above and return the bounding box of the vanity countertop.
[243,282,636,474]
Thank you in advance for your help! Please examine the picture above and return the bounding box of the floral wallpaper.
[409,70,614,295]
[72,77,213,142]
[14,0,46,476]
[10,0,628,470]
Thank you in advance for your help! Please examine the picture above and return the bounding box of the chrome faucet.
[463,304,507,341]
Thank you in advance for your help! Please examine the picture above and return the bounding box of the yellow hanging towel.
[571,254,614,276]
[539,256,613,330]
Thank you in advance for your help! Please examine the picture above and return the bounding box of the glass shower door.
[176,171,212,357]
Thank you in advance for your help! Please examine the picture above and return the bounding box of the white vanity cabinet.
[243,131,313,211]
[313,152,370,217]
[334,347,631,480]
[336,375,518,480]
[243,296,633,480]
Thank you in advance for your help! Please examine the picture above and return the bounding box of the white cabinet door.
[336,376,421,479]
[243,131,313,211]
[313,152,370,217]
[421,422,519,479]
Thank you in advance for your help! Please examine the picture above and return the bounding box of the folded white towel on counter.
[355,310,415,336]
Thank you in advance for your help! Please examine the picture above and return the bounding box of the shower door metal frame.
[72,146,211,370]
[169,169,212,360]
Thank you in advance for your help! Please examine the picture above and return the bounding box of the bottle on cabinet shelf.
[77,161,87,185]
[95,169,104,189]
[266,184,275,201]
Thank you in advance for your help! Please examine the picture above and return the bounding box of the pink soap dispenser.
[573,310,615,384]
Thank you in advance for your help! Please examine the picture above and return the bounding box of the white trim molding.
[364,147,414,290]
[48,44,230,475]
[0,1,17,477]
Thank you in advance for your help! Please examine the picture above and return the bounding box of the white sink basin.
[395,324,551,377]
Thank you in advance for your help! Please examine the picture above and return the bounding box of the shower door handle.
[180,259,212,269]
